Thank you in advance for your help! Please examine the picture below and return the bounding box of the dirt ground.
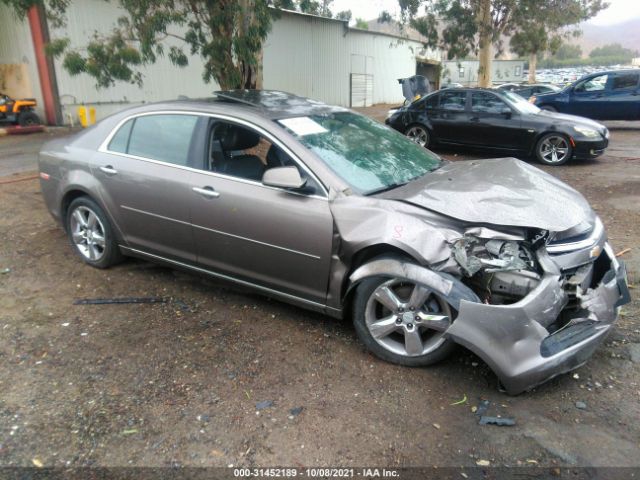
[0,109,639,472]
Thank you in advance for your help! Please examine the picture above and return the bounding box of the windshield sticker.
[278,117,328,136]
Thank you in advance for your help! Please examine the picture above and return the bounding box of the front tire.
[535,133,572,166]
[353,275,456,367]
[405,124,431,148]
[66,197,122,268]
[18,110,40,126]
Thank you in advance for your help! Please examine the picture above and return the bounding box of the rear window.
[107,114,199,166]
[612,73,639,90]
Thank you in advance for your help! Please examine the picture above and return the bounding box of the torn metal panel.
[378,158,594,231]
[347,258,480,311]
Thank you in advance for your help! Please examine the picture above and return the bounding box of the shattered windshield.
[278,112,442,195]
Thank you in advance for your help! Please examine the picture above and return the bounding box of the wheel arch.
[339,244,418,321]
[60,188,125,245]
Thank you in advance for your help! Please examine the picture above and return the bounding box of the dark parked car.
[512,83,561,98]
[385,87,609,165]
[534,69,640,120]
[38,90,629,394]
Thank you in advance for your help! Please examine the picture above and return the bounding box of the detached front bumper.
[446,243,630,395]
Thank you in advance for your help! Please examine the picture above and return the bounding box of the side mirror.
[262,166,307,190]
[501,107,512,118]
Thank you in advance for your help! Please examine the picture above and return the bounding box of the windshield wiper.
[365,181,409,196]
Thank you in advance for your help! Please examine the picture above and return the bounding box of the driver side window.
[575,74,608,93]
[206,121,319,194]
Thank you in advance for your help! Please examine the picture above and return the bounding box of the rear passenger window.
[612,73,639,90]
[108,118,133,153]
[107,114,199,166]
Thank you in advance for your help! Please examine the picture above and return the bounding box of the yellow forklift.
[0,92,41,126]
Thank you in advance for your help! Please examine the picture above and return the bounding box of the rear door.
[94,113,202,261]
[188,118,334,304]
[607,72,640,120]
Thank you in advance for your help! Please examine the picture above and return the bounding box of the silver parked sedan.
[38,90,630,394]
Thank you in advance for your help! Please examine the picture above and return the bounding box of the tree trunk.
[528,52,537,84]
[476,0,492,88]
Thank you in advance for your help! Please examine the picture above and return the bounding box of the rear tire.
[352,275,456,367]
[18,111,40,126]
[66,196,122,269]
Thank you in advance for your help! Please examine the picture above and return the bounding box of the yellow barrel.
[77,105,96,128]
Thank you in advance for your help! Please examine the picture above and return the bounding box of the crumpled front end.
[446,224,630,394]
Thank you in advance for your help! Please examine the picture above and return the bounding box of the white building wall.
[0,4,45,119]
[441,59,525,87]
[2,1,442,123]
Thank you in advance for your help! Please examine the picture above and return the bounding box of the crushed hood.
[380,158,593,232]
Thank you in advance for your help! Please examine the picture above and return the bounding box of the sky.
[331,0,640,26]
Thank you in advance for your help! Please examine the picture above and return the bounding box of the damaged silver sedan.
[38,91,630,394]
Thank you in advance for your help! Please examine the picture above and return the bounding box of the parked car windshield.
[278,112,442,195]
[502,91,541,114]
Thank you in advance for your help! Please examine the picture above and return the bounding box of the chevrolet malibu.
[38,90,630,394]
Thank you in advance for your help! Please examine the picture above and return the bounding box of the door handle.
[99,165,118,175]
[192,186,220,199]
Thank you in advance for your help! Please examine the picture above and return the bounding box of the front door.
[466,91,523,150]
[569,73,609,119]
[189,119,334,304]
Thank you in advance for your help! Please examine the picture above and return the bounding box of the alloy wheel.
[539,135,569,164]
[405,126,429,147]
[364,279,452,357]
[69,206,107,261]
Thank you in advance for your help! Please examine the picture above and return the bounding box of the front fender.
[345,258,479,311]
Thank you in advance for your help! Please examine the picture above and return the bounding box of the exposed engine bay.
[451,235,541,304]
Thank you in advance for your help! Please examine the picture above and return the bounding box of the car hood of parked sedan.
[378,158,593,232]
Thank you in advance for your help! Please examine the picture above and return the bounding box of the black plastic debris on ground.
[289,406,304,416]
[479,416,516,426]
[475,399,515,427]
[73,297,167,305]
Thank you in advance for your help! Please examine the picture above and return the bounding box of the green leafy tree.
[590,43,637,58]
[553,43,583,60]
[355,17,369,29]
[335,9,352,22]
[510,0,607,83]
[3,0,281,90]
[398,0,518,88]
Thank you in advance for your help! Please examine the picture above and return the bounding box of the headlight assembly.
[573,126,601,138]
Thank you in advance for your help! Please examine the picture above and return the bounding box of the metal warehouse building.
[0,3,441,125]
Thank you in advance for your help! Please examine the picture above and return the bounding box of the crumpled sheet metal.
[348,258,480,311]
[329,192,462,270]
[382,158,594,232]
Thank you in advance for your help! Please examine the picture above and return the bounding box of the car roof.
[152,90,347,120]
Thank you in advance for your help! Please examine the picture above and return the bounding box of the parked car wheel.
[535,133,572,166]
[66,197,122,268]
[353,275,456,367]
[540,105,557,113]
[405,124,430,148]
[18,110,40,126]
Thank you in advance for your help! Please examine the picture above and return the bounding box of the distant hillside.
[577,18,640,56]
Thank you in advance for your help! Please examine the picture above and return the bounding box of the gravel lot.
[0,110,638,470]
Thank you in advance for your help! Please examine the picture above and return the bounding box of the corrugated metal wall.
[0,4,45,119]
[2,2,441,122]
